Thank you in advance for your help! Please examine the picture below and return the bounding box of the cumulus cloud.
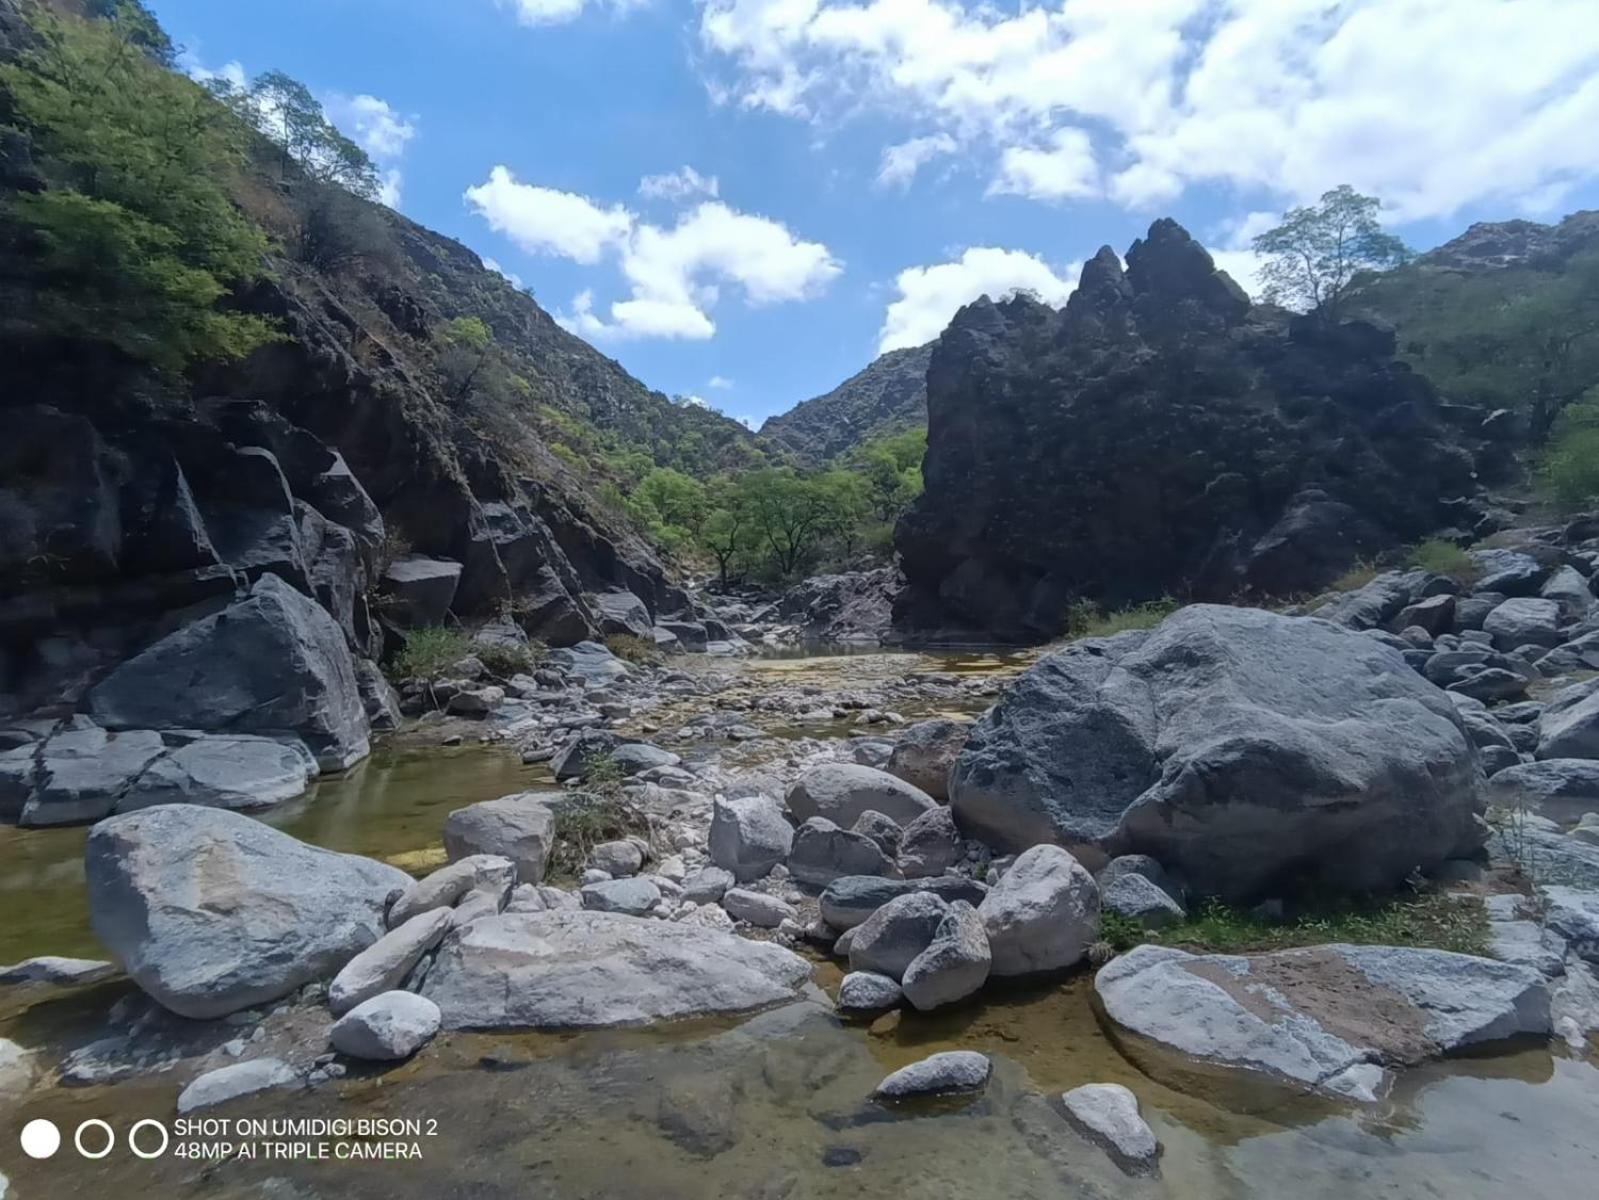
[877,133,957,189]
[708,374,734,389]
[471,170,841,340]
[639,166,721,202]
[699,0,1599,221]
[878,247,1080,353]
[499,0,648,26]
[465,167,634,263]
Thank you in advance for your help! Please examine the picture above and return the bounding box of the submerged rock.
[86,806,408,1019]
[951,605,1485,900]
[421,910,814,1029]
[1060,1083,1161,1177]
[873,1051,992,1099]
[1095,943,1550,1100]
[836,971,903,1015]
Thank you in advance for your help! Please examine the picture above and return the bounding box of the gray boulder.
[786,763,938,828]
[14,727,167,827]
[88,573,370,770]
[443,793,555,884]
[1102,873,1185,930]
[901,900,990,1011]
[381,555,461,626]
[836,971,903,1015]
[851,810,903,856]
[1394,594,1454,636]
[951,605,1485,900]
[1538,688,1599,761]
[389,855,517,927]
[421,910,813,1028]
[590,590,653,638]
[1540,565,1594,617]
[885,719,969,801]
[849,892,948,980]
[328,908,453,1016]
[86,806,408,1019]
[116,735,313,815]
[979,845,1099,976]
[610,743,681,776]
[897,805,961,879]
[819,874,989,930]
[787,817,896,886]
[1483,597,1564,651]
[708,794,793,882]
[1060,1083,1160,1177]
[329,991,441,1061]
[1473,549,1547,596]
[550,728,619,781]
[721,888,796,928]
[580,877,661,916]
[1096,943,1549,1101]
[1488,760,1599,822]
[546,641,630,687]
[1544,886,1599,964]
[681,866,734,904]
[874,1051,991,1099]
[588,839,645,877]
[0,956,116,988]
[177,1058,298,1114]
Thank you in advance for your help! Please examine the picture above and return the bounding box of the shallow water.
[4,981,1597,1200]
[0,744,554,967]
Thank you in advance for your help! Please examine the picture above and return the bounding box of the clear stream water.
[2,651,1597,1198]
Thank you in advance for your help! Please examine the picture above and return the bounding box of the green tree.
[1254,185,1410,320]
[85,0,173,65]
[701,505,747,586]
[1543,390,1599,509]
[438,315,492,399]
[1,7,277,371]
[635,468,709,535]
[851,427,926,520]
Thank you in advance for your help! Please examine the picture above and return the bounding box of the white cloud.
[680,394,711,408]
[499,0,647,26]
[479,171,841,340]
[699,0,1599,222]
[876,133,956,189]
[465,167,634,263]
[639,166,721,202]
[1204,209,1276,299]
[989,127,1099,201]
[708,374,734,389]
[878,247,1080,353]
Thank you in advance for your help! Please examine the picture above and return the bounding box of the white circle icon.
[129,1118,169,1160]
[74,1118,114,1159]
[20,1118,61,1159]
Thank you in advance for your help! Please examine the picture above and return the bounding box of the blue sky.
[153,0,1599,428]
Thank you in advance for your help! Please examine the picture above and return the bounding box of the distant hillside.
[1348,209,1599,440]
[761,343,932,461]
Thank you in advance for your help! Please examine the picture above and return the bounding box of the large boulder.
[951,605,1486,900]
[546,641,629,687]
[328,908,453,1015]
[885,719,968,801]
[819,874,989,930]
[978,845,1099,976]
[786,817,897,886]
[86,806,408,1019]
[786,763,937,828]
[13,727,166,826]
[330,991,441,1061]
[589,589,653,638]
[900,900,990,1011]
[381,555,462,626]
[421,910,813,1028]
[848,891,949,980]
[1487,760,1599,822]
[442,793,555,884]
[1096,943,1550,1101]
[87,573,371,770]
[897,805,962,879]
[1483,597,1564,651]
[115,735,314,815]
[708,794,793,882]
[1537,688,1599,761]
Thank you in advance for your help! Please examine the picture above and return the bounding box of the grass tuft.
[1408,538,1481,585]
[389,626,472,682]
[604,633,662,665]
[1064,597,1179,639]
[1331,558,1380,592]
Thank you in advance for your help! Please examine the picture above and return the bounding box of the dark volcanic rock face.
[894,219,1485,640]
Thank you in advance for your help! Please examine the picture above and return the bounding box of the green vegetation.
[389,626,471,682]
[1097,892,1490,959]
[204,68,380,199]
[1,4,279,371]
[604,633,661,665]
[1542,391,1599,510]
[1331,558,1380,592]
[474,639,543,679]
[546,789,651,881]
[1408,538,1480,584]
[1064,597,1179,639]
[1253,185,1410,320]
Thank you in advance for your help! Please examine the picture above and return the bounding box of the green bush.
[1408,538,1479,583]
[1331,558,1379,592]
[1064,597,1179,639]
[1542,397,1599,510]
[604,633,660,665]
[546,788,650,880]
[390,626,471,682]
[474,638,544,679]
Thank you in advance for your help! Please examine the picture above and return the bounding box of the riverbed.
[3,647,1598,1199]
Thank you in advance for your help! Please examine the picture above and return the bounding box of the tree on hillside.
[438,316,493,400]
[205,69,380,200]
[85,0,173,65]
[1,7,278,371]
[1254,185,1410,320]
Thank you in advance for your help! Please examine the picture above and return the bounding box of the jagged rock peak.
[1124,217,1250,328]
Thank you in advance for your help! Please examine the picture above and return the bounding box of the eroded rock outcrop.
[895,220,1488,640]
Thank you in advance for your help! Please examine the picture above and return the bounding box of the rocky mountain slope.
[894,219,1510,640]
[760,343,932,461]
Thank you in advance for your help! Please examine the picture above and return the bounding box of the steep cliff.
[760,343,932,462]
[894,219,1497,641]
